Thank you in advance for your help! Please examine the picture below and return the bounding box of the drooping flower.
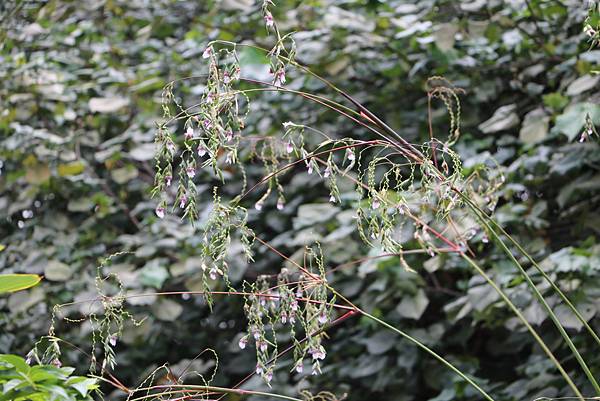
[185,126,194,140]
[295,362,303,373]
[255,201,263,211]
[286,140,293,154]
[223,70,231,84]
[225,127,234,142]
[109,334,118,347]
[155,205,165,219]
[238,336,248,349]
[317,311,328,325]
[179,194,188,209]
[323,166,331,178]
[164,174,172,187]
[273,68,286,86]
[346,147,355,161]
[256,364,263,375]
[276,198,285,210]
[265,370,273,383]
[197,144,207,157]
[209,267,219,280]
[186,165,196,178]
[372,198,380,209]
[52,359,62,368]
[202,45,213,59]
[166,141,176,154]
[203,119,212,130]
[329,194,336,203]
[264,11,274,28]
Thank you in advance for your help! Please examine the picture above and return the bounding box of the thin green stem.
[460,195,600,395]
[461,254,585,400]
[328,288,496,401]
[467,196,600,348]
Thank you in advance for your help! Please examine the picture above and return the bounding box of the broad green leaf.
[0,275,41,294]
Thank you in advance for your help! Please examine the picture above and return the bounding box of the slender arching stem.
[459,195,600,395]
[327,288,497,401]
[460,254,585,400]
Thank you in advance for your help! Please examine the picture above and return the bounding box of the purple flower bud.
[239,336,248,349]
[323,166,331,178]
[286,141,293,154]
[203,119,212,130]
[164,174,172,187]
[259,341,268,352]
[52,359,62,368]
[155,205,165,219]
[273,68,286,86]
[265,370,273,383]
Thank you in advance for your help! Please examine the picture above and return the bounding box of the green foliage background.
[1,0,600,400]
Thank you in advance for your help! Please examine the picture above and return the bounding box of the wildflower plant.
[36,2,600,401]
[147,2,600,400]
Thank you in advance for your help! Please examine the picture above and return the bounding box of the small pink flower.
[155,205,165,219]
[281,312,287,324]
[197,144,207,157]
[295,362,303,373]
[256,364,263,375]
[225,128,233,142]
[185,126,194,140]
[164,174,172,187]
[223,70,231,84]
[252,327,261,340]
[232,67,241,81]
[276,198,285,210]
[203,119,212,130]
[166,141,176,154]
[179,194,188,209]
[372,199,380,209]
[264,11,274,28]
[323,166,331,178]
[346,148,355,161]
[52,359,62,368]
[317,311,328,325]
[265,370,273,383]
[273,68,286,86]
[202,45,213,59]
[255,201,263,211]
[239,336,248,349]
[109,334,117,347]
[209,267,218,280]
[286,140,293,154]
[186,166,196,178]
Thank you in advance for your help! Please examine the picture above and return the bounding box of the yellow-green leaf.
[0,274,42,294]
[57,161,85,176]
